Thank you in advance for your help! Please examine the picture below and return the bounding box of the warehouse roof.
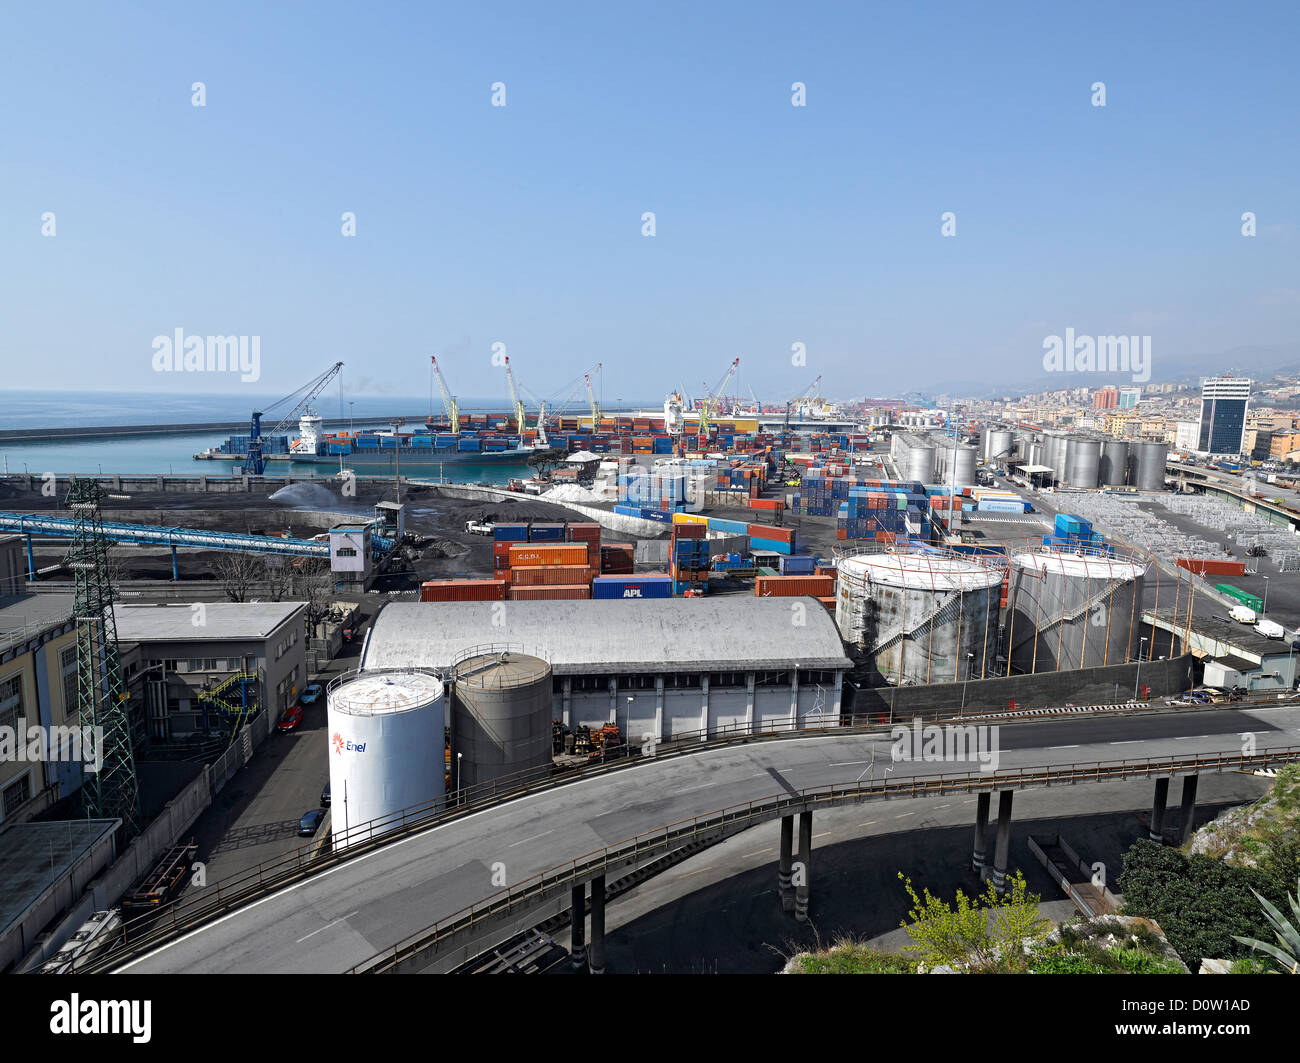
[112,602,306,642]
[361,599,853,676]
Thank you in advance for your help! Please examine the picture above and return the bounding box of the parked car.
[1186,690,1212,704]
[297,809,326,837]
[300,683,324,705]
[320,781,331,807]
[276,704,304,732]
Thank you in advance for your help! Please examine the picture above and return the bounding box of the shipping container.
[747,523,794,545]
[778,555,817,576]
[1176,558,1246,578]
[509,564,593,587]
[591,575,674,599]
[754,575,836,597]
[420,579,508,602]
[493,523,529,542]
[508,584,592,600]
[508,543,589,567]
[528,522,566,542]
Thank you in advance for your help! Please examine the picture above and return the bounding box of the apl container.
[591,575,674,599]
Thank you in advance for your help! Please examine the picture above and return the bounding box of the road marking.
[1110,740,1143,745]
[858,820,877,827]
[935,803,950,809]
[742,848,773,858]
[1174,735,1209,741]
[677,866,714,879]
[813,831,832,839]
[507,829,555,847]
[295,911,358,944]
[896,812,915,818]
[830,760,870,766]
[1048,744,1080,750]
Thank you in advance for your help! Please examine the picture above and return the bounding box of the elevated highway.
[114,705,1300,974]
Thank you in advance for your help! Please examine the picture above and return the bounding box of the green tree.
[898,870,1048,973]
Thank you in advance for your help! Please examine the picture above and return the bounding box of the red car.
[276,705,304,733]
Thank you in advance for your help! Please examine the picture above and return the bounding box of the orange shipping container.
[508,543,589,567]
[754,575,836,597]
[421,579,508,602]
[508,584,592,600]
[509,564,593,587]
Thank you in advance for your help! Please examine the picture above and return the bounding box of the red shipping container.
[421,579,508,602]
[754,575,836,597]
[747,523,794,545]
[510,564,593,586]
[670,524,707,540]
[508,584,592,600]
[566,522,601,543]
[1175,557,1246,577]
[509,543,589,567]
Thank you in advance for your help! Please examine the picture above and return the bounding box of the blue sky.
[1,1,1296,405]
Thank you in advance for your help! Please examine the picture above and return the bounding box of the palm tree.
[1233,876,1300,974]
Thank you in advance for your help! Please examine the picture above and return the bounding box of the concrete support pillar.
[972,791,991,876]
[25,535,35,581]
[990,790,1014,891]
[789,670,800,733]
[795,810,812,922]
[1150,776,1170,843]
[608,677,617,726]
[562,677,571,727]
[831,671,843,716]
[569,884,586,968]
[171,545,179,581]
[654,675,664,745]
[699,675,709,740]
[1178,775,1199,845]
[588,875,606,974]
[778,814,794,912]
[744,672,756,736]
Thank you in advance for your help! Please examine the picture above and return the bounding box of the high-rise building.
[1118,386,1141,409]
[1196,377,1250,455]
[1092,386,1118,410]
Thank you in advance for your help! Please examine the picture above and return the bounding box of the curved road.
[120,705,1299,973]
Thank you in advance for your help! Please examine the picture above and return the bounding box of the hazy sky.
[2,1,1297,406]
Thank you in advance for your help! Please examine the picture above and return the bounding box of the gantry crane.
[784,375,822,431]
[503,356,527,433]
[700,357,739,433]
[242,361,344,475]
[585,363,602,425]
[430,355,459,434]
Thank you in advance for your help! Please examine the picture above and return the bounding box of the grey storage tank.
[1099,439,1130,486]
[1006,550,1147,672]
[1133,441,1169,492]
[951,444,977,487]
[451,650,553,792]
[1066,437,1101,488]
[905,442,936,484]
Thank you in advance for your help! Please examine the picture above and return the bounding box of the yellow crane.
[700,357,739,433]
[503,356,527,433]
[585,362,602,425]
[430,355,459,434]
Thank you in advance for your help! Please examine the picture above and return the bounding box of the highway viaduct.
[112,705,1300,975]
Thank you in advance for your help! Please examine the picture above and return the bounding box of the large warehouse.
[360,599,853,740]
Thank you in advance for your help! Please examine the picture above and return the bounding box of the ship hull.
[198,446,564,465]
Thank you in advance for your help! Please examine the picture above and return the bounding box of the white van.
[1230,605,1257,624]
[1254,618,1285,639]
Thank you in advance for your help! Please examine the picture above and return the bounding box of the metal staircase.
[195,671,262,738]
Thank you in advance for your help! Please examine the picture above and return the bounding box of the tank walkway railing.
[72,690,1296,973]
[869,590,964,657]
[352,743,1300,974]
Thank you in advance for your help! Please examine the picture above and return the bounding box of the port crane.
[502,356,528,434]
[430,355,460,434]
[699,357,739,433]
[585,363,603,425]
[784,375,822,432]
[242,361,344,475]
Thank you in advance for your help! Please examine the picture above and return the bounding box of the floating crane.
[784,375,822,432]
[242,361,344,475]
[700,357,739,433]
[503,356,527,434]
[430,355,459,434]
[585,363,603,425]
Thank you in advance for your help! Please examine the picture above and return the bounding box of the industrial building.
[112,601,308,740]
[360,599,852,740]
[985,425,1169,492]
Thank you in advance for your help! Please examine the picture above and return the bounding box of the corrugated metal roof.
[112,602,306,642]
[361,599,852,676]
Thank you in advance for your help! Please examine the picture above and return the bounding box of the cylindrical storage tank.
[905,443,935,483]
[952,444,977,487]
[1066,437,1101,488]
[1134,441,1169,492]
[1006,551,1147,673]
[451,651,553,792]
[1099,439,1130,486]
[987,429,1014,463]
[1048,433,1069,483]
[328,670,445,851]
[835,550,1005,685]
[1026,440,1044,468]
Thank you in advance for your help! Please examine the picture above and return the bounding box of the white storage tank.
[327,670,446,851]
[1006,550,1147,673]
[836,548,1006,685]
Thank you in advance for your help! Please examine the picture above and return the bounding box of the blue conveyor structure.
[0,512,394,580]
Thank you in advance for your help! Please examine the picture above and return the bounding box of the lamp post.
[1134,636,1148,700]
[456,751,462,803]
[960,652,975,716]
[348,401,355,434]
[1261,575,1269,618]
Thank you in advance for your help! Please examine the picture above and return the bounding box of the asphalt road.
[119,704,1300,974]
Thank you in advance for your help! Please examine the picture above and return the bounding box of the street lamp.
[1261,575,1269,618]
[348,401,355,434]
[1134,637,1148,700]
[456,752,462,803]
[960,652,975,715]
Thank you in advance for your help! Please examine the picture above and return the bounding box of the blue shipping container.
[494,524,529,542]
[591,576,674,599]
